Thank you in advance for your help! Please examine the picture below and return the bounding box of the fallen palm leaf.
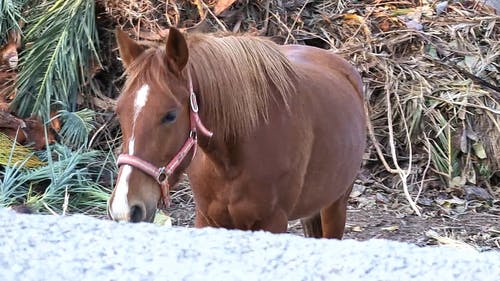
[0,132,45,168]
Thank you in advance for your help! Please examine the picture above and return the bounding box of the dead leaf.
[375,192,390,204]
[50,111,61,132]
[378,19,391,32]
[154,210,173,227]
[466,163,477,184]
[343,14,371,36]
[450,176,466,188]
[352,226,363,232]
[464,186,493,201]
[350,184,366,198]
[435,1,448,15]
[417,197,433,206]
[404,19,423,31]
[435,196,466,208]
[472,142,487,159]
[466,128,479,141]
[381,225,399,232]
[214,0,237,16]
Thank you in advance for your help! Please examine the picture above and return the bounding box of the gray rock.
[0,208,499,281]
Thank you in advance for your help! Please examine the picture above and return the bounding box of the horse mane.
[122,32,299,141]
[187,33,299,140]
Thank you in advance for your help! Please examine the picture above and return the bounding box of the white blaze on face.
[134,84,150,122]
[110,84,149,220]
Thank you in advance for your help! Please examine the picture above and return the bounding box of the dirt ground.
[165,175,500,252]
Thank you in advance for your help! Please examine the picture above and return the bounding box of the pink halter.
[116,71,213,210]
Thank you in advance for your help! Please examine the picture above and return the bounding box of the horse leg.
[300,213,323,238]
[319,185,353,239]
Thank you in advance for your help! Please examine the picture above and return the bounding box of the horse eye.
[162,110,178,124]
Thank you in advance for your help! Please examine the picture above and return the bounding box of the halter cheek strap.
[116,71,213,210]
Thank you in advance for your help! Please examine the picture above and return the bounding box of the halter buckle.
[157,167,168,184]
[189,130,197,140]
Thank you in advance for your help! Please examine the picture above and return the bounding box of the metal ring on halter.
[189,130,197,140]
[190,92,199,113]
[157,167,167,184]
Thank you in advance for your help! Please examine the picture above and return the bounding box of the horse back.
[278,45,366,218]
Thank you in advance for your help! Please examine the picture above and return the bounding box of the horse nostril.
[130,204,146,223]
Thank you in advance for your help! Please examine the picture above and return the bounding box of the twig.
[344,0,380,45]
[200,0,228,32]
[424,55,500,97]
[386,77,421,216]
[260,0,271,35]
[365,103,399,174]
[165,0,172,26]
[269,10,294,40]
[88,113,115,148]
[285,0,309,44]
[366,101,426,212]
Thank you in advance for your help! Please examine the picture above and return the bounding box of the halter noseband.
[116,71,213,210]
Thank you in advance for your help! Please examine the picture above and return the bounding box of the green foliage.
[0,0,26,43]
[0,147,33,207]
[11,0,100,120]
[0,143,113,214]
[1,0,108,215]
[56,108,97,147]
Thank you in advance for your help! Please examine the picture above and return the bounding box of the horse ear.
[165,27,188,72]
[116,28,145,68]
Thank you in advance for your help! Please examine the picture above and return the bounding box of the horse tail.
[300,213,323,238]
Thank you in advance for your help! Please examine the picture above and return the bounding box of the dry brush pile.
[96,0,499,214]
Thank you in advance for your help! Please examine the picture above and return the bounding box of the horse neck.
[197,132,240,176]
[189,69,241,178]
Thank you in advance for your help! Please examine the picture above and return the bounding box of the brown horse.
[107,27,366,239]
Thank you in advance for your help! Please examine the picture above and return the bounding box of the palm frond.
[0,156,31,207]
[427,107,460,183]
[11,0,100,119]
[0,0,26,42]
[0,131,45,168]
[56,108,96,147]
[1,143,113,214]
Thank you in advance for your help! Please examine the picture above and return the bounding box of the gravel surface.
[1,208,499,281]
